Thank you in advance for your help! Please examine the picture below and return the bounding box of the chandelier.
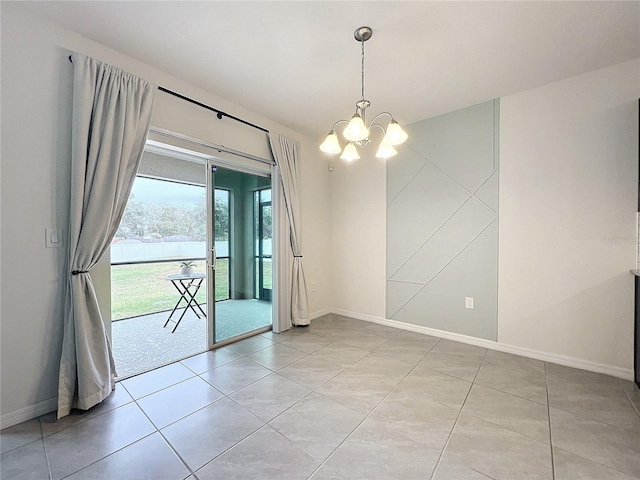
[320,26,408,161]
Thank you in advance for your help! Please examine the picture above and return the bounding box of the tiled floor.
[2,314,640,480]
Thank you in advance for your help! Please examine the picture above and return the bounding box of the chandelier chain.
[319,26,407,160]
[360,40,366,102]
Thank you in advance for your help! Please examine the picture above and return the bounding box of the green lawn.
[111,259,229,321]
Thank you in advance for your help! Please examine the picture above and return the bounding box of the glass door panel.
[207,164,272,344]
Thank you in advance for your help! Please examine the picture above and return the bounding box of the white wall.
[0,5,331,422]
[499,59,639,373]
[330,59,639,377]
[329,155,387,318]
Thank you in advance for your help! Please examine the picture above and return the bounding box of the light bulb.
[340,143,360,162]
[376,138,397,159]
[384,120,408,145]
[343,113,369,142]
[319,131,341,154]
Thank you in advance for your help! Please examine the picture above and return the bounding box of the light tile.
[358,322,401,338]
[229,373,311,422]
[269,392,364,461]
[281,333,332,353]
[40,386,133,437]
[398,368,472,409]
[346,353,414,387]
[0,418,42,454]
[431,339,487,359]
[309,465,347,480]
[370,388,459,450]
[225,335,275,356]
[180,347,242,374]
[122,362,195,399]
[326,418,441,480]
[311,341,370,368]
[0,439,49,480]
[474,363,548,405]
[373,342,429,366]
[547,374,640,431]
[316,371,394,415]
[45,403,155,480]
[418,348,484,382]
[195,425,320,480]
[137,376,224,429]
[309,324,359,341]
[162,398,263,471]
[66,433,190,480]
[620,379,640,415]
[482,350,544,374]
[267,328,305,341]
[199,357,271,394]
[432,456,493,480]
[391,330,440,350]
[444,413,552,480]
[462,384,550,444]
[553,447,636,480]
[337,330,389,350]
[331,316,371,331]
[546,363,620,388]
[549,407,640,477]
[277,355,345,390]
[246,343,307,370]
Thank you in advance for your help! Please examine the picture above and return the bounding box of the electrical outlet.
[465,297,474,309]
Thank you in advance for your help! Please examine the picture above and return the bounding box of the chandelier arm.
[367,112,394,129]
[369,123,387,135]
[331,119,350,131]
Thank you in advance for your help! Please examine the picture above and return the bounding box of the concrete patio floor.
[112,299,272,378]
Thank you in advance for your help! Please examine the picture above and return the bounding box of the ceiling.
[11,1,640,141]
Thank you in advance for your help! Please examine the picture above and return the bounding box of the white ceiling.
[12,1,640,140]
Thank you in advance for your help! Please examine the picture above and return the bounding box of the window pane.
[112,177,206,263]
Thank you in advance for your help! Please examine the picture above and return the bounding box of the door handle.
[211,245,217,270]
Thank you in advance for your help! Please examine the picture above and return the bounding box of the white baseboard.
[1,397,57,430]
[309,308,333,321]
[329,308,635,381]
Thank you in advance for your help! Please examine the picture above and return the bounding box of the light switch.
[465,297,474,309]
[46,228,63,248]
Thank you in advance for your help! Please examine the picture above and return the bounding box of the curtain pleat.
[269,134,310,328]
[57,54,157,418]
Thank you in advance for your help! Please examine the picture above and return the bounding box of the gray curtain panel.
[269,134,310,327]
[57,54,157,418]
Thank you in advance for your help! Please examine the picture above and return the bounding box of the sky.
[131,177,205,207]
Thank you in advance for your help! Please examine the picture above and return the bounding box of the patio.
[112,299,272,378]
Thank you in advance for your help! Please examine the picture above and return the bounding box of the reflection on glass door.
[255,188,272,302]
[207,164,273,344]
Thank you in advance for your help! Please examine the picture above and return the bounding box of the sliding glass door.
[207,163,273,345]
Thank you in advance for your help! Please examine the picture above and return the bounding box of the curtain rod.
[67,55,269,134]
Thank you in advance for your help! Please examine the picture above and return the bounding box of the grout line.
[308,336,441,479]
[131,395,196,478]
[58,431,158,479]
[545,362,556,480]
[428,348,488,480]
[37,418,54,480]
[618,378,640,419]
